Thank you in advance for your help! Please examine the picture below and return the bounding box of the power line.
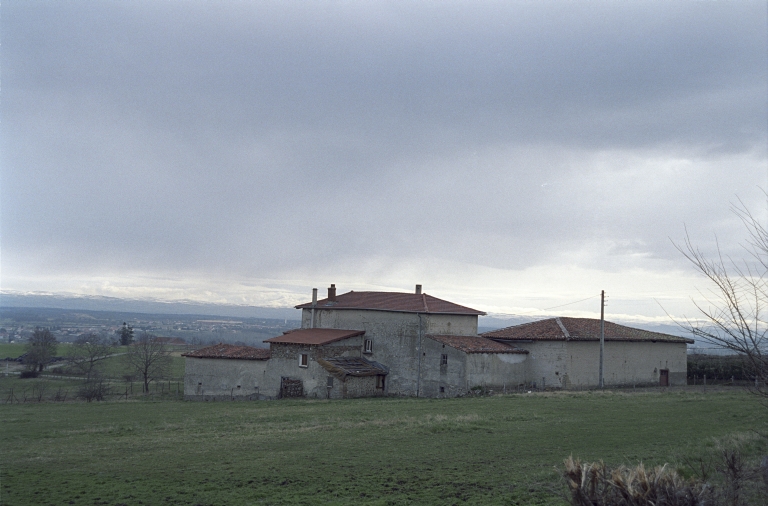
[485,293,602,318]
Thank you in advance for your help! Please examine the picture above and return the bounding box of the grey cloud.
[2,1,766,295]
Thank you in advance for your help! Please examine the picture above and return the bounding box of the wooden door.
[659,369,669,387]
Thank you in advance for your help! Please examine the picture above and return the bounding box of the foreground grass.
[1,390,765,505]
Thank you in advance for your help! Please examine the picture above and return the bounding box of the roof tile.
[265,328,365,346]
[296,291,485,315]
[427,334,528,354]
[482,317,694,344]
[182,343,271,360]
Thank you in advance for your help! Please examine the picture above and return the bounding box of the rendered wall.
[521,341,688,389]
[415,337,529,397]
[184,357,269,401]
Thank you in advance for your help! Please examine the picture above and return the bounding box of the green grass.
[0,343,72,358]
[1,389,765,505]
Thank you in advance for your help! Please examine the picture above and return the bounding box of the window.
[299,353,308,368]
[327,376,334,388]
[364,339,373,354]
[439,386,445,393]
[440,354,448,366]
[376,375,385,390]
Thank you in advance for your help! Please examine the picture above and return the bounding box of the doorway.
[659,369,669,387]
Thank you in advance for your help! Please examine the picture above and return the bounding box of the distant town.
[0,306,300,348]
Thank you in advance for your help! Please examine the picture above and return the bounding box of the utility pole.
[599,290,605,389]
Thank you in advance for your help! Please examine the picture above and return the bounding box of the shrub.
[19,370,39,379]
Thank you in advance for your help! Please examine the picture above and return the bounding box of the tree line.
[23,326,172,400]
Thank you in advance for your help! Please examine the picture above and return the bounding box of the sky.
[2,1,767,324]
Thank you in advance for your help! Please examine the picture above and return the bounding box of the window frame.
[363,339,373,354]
[440,354,448,366]
[298,353,309,368]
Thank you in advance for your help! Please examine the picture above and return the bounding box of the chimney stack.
[328,283,337,301]
[415,284,422,295]
[312,288,318,306]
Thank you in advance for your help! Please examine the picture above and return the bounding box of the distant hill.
[0,290,301,320]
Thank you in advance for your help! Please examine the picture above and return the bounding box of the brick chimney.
[415,284,422,295]
[328,284,337,301]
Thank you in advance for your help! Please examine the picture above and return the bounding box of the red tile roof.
[427,334,529,354]
[264,328,365,346]
[296,291,485,315]
[482,317,694,344]
[182,343,271,360]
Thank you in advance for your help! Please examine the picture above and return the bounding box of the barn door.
[659,369,669,387]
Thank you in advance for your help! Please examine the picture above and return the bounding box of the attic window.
[364,339,373,354]
[299,353,308,368]
[440,354,448,366]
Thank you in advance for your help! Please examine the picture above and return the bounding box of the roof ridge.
[555,317,571,340]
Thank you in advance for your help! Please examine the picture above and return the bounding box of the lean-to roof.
[264,328,365,346]
[427,334,529,354]
[317,357,389,380]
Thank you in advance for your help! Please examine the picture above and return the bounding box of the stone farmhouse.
[183,284,692,400]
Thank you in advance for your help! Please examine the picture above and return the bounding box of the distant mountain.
[0,290,301,320]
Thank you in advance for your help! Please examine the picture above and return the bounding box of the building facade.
[183,286,693,399]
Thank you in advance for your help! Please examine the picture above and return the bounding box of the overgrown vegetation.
[1,389,765,505]
[687,354,754,383]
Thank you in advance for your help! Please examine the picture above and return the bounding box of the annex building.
[183,284,692,400]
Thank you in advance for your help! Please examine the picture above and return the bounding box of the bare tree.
[25,328,58,372]
[125,333,171,393]
[69,332,114,381]
[677,197,768,396]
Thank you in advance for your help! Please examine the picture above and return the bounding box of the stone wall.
[299,308,478,396]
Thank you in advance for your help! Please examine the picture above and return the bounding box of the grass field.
[1,389,765,505]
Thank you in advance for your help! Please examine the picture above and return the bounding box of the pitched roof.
[182,343,271,360]
[295,291,485,315]
[482,317,694,344]
[317,357,389,380]
[264,328,365,346]
[427,334,529,354]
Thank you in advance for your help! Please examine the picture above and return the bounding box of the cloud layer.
[2,1,766,319]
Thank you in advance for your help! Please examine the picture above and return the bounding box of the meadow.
[1,389,765,505]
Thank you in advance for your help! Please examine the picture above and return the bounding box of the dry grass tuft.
[563,456,713,506]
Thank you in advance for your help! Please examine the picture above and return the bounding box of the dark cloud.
[2,1,766,309]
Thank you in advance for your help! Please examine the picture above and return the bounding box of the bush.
[19,370,39,379]
[77,379,111,402]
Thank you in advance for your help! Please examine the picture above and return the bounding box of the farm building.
[183,343,271,400]
[183,285,693,400]
[482,317,693,388]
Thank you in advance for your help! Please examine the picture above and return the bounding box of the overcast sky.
[2,1,766,323]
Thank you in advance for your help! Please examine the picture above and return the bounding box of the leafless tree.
[25,328,58,372]
[69,332,114,381]
[125,333,171,393]
[677,197,768,396]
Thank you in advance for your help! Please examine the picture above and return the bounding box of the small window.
[440,354,448,366]
[327,376,334,388]
[376,375,385,390]
[299,353,308,368]
[439,386,445,393]
[364,339,373,354]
